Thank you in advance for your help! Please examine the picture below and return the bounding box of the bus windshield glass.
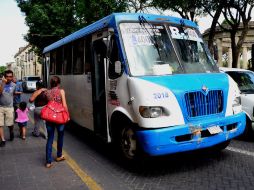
[120,22,218,76]
[169,25,218,74]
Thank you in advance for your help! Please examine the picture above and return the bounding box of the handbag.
[40,101,70,124]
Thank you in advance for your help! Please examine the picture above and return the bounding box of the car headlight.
[233,96,241,107]
[139,106,166,118]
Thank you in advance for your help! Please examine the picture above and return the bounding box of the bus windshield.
[120,22,218,76]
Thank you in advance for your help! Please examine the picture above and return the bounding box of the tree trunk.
[208,4,223,54]
[230,21,249,68]
[230,31,239,68]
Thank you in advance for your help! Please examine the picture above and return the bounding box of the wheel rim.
[121,127,137,159]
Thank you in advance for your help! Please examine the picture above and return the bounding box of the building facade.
[6,62,15,71]
[13,45,42,80]
[203,21,254,69]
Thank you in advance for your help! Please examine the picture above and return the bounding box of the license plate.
[207,126,223,134]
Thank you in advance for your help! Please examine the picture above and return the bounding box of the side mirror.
[115,61,122,75]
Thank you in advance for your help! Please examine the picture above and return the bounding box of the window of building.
[73,38,84,74]
[31,52,34,60]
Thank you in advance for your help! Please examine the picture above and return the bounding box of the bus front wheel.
[118,124,139,160]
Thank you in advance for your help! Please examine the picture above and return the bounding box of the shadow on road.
[64,121,233,176]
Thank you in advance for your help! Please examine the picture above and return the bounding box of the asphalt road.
[22,92,254,190]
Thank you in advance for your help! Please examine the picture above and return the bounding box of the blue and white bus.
[43,13,245,159]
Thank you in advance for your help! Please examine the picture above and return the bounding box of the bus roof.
[43,13,198,53]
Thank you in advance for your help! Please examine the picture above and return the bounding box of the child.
[15,101,29,140]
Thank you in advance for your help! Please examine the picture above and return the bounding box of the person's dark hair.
[4,70,13,77]
[50,76,61,88]
[36,81,44,89]
[19,101,27,111]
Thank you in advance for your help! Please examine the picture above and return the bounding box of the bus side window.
[73,38,84,74]
[108,36,121,79]
[50,50,56,74]
[85,37,92,74]
[56,47,63,75]
[63,43,72,75]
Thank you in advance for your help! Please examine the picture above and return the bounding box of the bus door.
[91,31,110,140]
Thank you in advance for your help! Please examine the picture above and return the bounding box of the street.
[1,92,254,190]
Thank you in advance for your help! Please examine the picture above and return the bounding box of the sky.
[0,0,28,66]
[0,1,253,66]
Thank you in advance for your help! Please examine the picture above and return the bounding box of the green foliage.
[16,0,76,56]
[74,0,127,27]
[222,61,228,67]
[152,0,204,21]
[16,0,127,55]
[0,66,7,75]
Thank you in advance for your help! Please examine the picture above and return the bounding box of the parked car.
[22,76,41,92]
[220,67,254,138]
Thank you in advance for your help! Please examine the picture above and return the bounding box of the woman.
[45,76,68,168]
[44,76,69,168]
[29,81,48,138]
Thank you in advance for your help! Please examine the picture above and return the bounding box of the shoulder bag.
[40,89,70,124]
[41,101,69,124]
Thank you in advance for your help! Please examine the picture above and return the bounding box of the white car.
[220,67,254,138]
[22,76,41,92]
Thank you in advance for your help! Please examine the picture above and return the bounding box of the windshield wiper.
[138,15,162,61]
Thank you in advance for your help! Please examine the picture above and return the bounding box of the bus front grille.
[184,90,223,118]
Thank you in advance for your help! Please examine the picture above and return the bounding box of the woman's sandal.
[55,155,65,162]
[45,163,53,168]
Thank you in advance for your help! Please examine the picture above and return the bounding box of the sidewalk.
[0,119,88,190]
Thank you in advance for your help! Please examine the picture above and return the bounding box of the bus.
[43,13,245,160]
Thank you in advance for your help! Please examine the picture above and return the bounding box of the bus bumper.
[136,112,246,156]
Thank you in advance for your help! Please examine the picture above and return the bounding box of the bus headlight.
[139,106,164,118]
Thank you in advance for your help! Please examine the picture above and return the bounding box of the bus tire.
[117,123,140,161]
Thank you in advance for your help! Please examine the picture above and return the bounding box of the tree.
[16,0,76,56]
[152,0,204,21]
[125,0,153,12]
[200,0,224,54]
[153,0,254,68]
[0,66,7,75]
[203,0,253,68]
[220,0,254,68]
[16,0,127,55]
[74,0,127,27]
